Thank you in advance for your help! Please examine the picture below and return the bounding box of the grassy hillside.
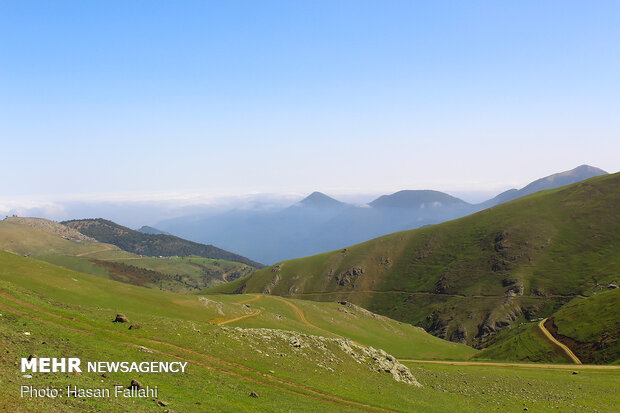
[0,221,119,256]
[552,289,620,364]
[213,173,620,349]
[476,289,620,364]
[1,251,618,412]
[0,221,253,292]
[62,218,263,267]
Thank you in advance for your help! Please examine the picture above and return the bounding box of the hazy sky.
[1,1,618,203]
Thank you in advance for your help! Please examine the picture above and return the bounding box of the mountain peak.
[369,190,468,209]
[484,164,608,206]
[299,192,345,207]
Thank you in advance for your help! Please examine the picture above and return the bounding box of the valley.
[1,170,618,412]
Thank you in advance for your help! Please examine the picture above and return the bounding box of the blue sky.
[1,1,619,201]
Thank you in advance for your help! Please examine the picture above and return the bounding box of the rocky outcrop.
[450,326,467,344]
[262,274,281,294]
[475,299,523,344]
[335,267,364,287]
[220,327,420,386]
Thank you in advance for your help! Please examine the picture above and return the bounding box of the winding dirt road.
[270,295,344,338]
[215,294,262,325]
[538,318,582,364]
[399,359,617,370]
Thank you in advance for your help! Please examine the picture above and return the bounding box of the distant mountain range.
[213,172,620,352]
[62,218,263,267]
[156,165,608,264]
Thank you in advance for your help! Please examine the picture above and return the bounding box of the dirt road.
[538,318,582,364]
[399,359,619,370]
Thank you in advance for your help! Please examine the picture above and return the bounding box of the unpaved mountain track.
[238,294,261,304]
[283,290,584,300]
[215,309,261,325]
[212,295,262,325]
[399,359,618,370]
[538,318,582,364]
[75,246,115,257]
[270,296,344,339]
[0,290,394,412]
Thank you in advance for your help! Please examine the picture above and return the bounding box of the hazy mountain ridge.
[482,164,607,207]
[62,218,263,267]
[157,165,608,264]
[369,190,469,209]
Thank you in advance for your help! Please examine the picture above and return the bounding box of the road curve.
[538,318,582,364]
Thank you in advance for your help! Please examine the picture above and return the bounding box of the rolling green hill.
[2,251,618,412]
[212,173,620,350]
[477,288,620,364]
[0,220,254,292]
[62,218,263,267]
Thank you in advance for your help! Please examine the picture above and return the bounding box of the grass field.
[1,251,619,412]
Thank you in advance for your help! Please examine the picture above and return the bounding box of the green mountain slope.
[62,218,263,267]
[477,288,620,364]
[0,220,253,292]
[2,251,618,412]
[213,173,620,349]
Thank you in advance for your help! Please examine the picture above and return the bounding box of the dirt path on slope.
[283,290,583,300]
[75,246,115,257]
[270,296,344,339]
[211,295,262,325]
[0,290,395,413]
[216,309,261,325]
[399,359,619,370]
[238,294,261,304]
[538,318,582,364]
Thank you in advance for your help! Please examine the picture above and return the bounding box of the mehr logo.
[21,357,82,373]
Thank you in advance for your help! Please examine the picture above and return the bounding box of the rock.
[249,391,259,398]
[137,346,153,353]
[114,314,129,323]
[128,324,141,330]
[289,337,302,348]
[129,379,143,390]
[572,371,579,375]
[262,274,281,294]
[335,267,364,287]
[450,327,467,344]
[157,400,169,406]
[22,374,32,379]
[101,373,108,378]
[27,354,37,361]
